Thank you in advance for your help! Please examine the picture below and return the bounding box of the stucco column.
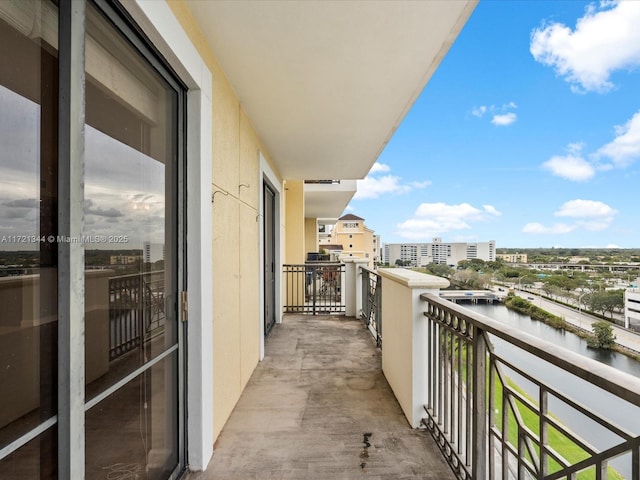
[341,258,369,317]
[284,180,305,264]
[377,268,449,427]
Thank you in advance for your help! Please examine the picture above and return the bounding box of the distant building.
[624,279,640,330]
[497,253,528,263]
[144,241,151,264]
[383,238,495,268]
[110,255,141,265]
[329,214,377,269]
[318,223,333,245]
[372,234,381,266]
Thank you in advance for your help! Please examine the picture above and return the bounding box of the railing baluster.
[420,292,640,480]
[472,325,487,480]
[108,270,166,361]
[540,389,548,478]
[282,263,346,315]
[488,355,495,477]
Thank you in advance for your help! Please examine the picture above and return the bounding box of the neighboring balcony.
[304,180,357,220]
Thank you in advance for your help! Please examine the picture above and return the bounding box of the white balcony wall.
[377,268,449,427]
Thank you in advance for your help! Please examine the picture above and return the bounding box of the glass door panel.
[85,354,178,479]
[83,4,178,401]
[83,3,181,478]
[0,1,58,476]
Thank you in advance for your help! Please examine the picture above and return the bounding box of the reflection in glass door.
[0,1,59,477]
[82,3,183,479]
[0,1,185,478]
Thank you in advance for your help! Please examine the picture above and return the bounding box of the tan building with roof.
[330,214,377,269]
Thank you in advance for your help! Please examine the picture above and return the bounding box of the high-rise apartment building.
[383,238,496,267]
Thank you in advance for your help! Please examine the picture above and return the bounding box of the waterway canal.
[465,303,640,479]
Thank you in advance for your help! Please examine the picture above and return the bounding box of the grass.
[490,368,624,480]
[444,331,623,479]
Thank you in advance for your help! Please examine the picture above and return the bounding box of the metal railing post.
[374,277,382,347]
[472,326,487,479]
[311,264,317,315]
[361,269,370,322]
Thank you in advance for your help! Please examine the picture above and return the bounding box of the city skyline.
[345,0,640,249]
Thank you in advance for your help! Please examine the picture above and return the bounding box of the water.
[464,303,640,479]
[467,303,640,378]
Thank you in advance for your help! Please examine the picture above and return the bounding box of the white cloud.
[522,222,575,234]
[554,199,618,218]
[530,1,640,93]
[523,199,617,235]
[354,164,429,200]
[542,110,640,181]
[482,205,502,216]
[595,110,640,167]
[472,106,487,117]
[396,202,501,239]
[472,102,518,126]
[368,162,391,174]
[542,154,595,181]
[354,175,410,199]
[491,112,517,126]
[567,142,585,154]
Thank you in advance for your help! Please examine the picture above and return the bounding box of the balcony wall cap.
[342,257,369,264]
[378,268,449,290]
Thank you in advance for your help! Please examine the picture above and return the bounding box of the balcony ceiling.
[184,0,477,180]
[304,180,357,218]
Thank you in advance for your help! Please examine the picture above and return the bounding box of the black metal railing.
[283,263,345,314]
[361,266,382,347]
[108,270,165,360]
[420,293,640,480]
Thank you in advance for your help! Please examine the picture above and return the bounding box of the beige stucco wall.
[378,274,414,423]
[168,1,281,441]
[284,180,305,264]
[378,268,449,427]
[334,221,375,268]
[304,217,317,256]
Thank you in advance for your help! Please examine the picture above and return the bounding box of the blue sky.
[345,0,640,249]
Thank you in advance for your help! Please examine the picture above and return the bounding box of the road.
[510,288,640,354]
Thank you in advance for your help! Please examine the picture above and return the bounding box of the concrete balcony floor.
[186,314,455,480]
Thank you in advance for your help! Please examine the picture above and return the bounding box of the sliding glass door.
[0,1,185,478]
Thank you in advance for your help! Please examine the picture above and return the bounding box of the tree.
[543,274,580,293]
[423,263,453,278]
[584,290,624,318]
[452,268,484,289]
[519,274,537,287]
[457,259,486,272]
[587,321,616,350]
[542,284,562,299]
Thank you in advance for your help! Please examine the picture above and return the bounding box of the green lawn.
[490,371,624,480]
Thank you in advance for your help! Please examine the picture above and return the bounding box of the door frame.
[259,152,282,360]
[263,182,277,336]
[121,0,215,472]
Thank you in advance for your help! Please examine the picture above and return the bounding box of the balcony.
[185,313,455,480]
[191,265,640,479]
[6,264,637,479]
